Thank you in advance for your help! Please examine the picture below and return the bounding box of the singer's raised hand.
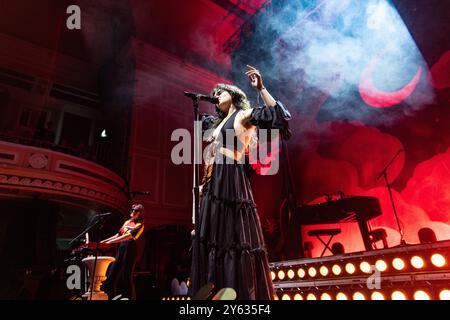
[245,65,264,91]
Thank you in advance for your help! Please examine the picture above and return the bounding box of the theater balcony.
[0,139,128,213]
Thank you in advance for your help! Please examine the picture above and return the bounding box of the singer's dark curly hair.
[208,83,292,141]
[210,83,251,120]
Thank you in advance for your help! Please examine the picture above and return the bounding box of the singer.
[101,203,145,300]
[189,65,291,300]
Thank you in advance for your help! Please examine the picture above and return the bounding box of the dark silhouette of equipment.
[418,227,437,244]
[307,228,341,257]
[331,242,345,255]
[303,241,314,258]
[369,228,388,249]
[291,196,382,254]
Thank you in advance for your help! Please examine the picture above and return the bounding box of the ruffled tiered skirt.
[189,163,274,300]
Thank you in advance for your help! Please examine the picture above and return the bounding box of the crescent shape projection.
[359,55,422,108]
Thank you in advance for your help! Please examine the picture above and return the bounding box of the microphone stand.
[377,149,405,246]
[184,93,202,292]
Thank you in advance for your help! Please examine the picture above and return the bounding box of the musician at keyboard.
[100,203,145,300]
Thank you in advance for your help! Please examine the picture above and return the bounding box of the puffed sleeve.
[249,101,292,139]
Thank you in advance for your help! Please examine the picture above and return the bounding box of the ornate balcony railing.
[0,140,128,213]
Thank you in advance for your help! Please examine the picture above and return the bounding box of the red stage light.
[371,291,385,300]
[321,293,332,300]
[306,293,317,300]
[410,256,424,269]
[360,261,371,273]
[375,259,388,272]
[345,263,356,274]
[308,267,317,277]
[294,293,303,300]
[392,257,405,270]
[287,269,295,279]
[353,292,366,300]
[332,264,342,275]
[439,289,450,300]
[391,291,407,300]
[319,265,329,276]
[297,268,306,278]
[414,290,431,300]
[336,292,348,300]
[431,253,446,267]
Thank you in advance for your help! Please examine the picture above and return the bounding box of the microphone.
[184,92,219,104]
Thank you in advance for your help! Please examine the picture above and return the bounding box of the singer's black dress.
[189,102,289,300]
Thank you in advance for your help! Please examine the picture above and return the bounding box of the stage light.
[321,293,332,300]
[287,269,295,279]
[101,129,107,138]
[371,291,385,300]
[414,290,431,300]
[319,265,329,276]
[439,289,450,300]
[336,292,348,300]
[353,292,365,300]
[271,271,276,281]
[332,264,342,275]
[360,261,371,273]
[345,263,356,274]
[411,256,424,269]
[391,291,407,300]
[294,293,303,300]
[282,294,291,300]
[270,241,450,301]
[375,259,387,272]
[187,297,191,300]
[298,268,306,278]
[273,294,279,300]
[431,253,446,267]
[392,258,405,270]
[306,293,317,300]
[308,267,317,277]
[278,270,285,280]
